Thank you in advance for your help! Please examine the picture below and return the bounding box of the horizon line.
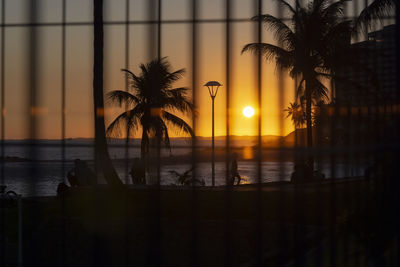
[0,133,301,141]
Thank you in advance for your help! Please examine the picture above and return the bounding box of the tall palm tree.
[284,102,305,129]
[106,57,194,163]
[242,0,352,169]
[93,0,123,187]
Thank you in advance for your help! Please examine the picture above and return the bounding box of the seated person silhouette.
[129,158,146,185]
[230,153,241,185]
[67,159,97,186]
[291,162,313,183]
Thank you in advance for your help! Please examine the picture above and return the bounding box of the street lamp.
[204,81,222,186]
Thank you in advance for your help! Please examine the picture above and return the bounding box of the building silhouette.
[335,24,396,105]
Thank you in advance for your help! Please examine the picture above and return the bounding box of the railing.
[0,0,398,266]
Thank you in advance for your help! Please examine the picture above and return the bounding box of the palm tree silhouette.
[92,0,123,187]
[107,57,194,167]
[284,102,305,129]
[242,0,351,169]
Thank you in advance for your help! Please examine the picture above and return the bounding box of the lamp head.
[204,81,222,98]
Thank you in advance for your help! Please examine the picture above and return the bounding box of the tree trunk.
[93,0,123,187]
[305,78,314,171]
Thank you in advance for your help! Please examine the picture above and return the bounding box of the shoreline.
[0,150,369,164]
[7,175,364,200]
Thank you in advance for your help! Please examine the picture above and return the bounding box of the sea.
[0,139,367,197]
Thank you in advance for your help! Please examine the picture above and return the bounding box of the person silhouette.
[129,158,146,185]
[67,159,97,186]
[230,153,241,185]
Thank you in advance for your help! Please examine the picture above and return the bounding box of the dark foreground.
[2,177,399,267]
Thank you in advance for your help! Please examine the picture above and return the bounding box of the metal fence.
[0,0,399,266]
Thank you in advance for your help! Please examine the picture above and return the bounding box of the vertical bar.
[0,0,4,187]
[156,0,162,264]
[357,2,370,265]
[26,1,39,264]
[276,1,290,265]
[93,0,102,179]
[93,0,124,262]
[61,0,66,184]
[28,0,39,198]
[147,0,156,60]
[17,195,22,267]
[93,0,122,186]
[0,0,5,264]
[93,0,102,265]
[212,97,215,186]
[124,0,130,184]
[145,0,162,265]
[124,2,131,266]
[190,1,199,265]
[255,0,263,265]
[395,2,400,265]
[157,0,161,59]
[224,0,232,265]
[329,61,338,267]
[60,1,67,266]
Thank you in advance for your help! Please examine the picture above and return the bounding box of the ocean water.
[0,140,366,197]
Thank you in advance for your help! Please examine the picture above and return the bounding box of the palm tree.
[93,0,123,187]
[169,167,205,186]
[284,102,305,129]
[106,57,194,167]
[242,0,352,169]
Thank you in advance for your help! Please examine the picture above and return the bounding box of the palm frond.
[242,43,293,70]
[161,120,171,151]
[312,79,329,101]
[183,167,193,176]
[163,111,194,137]
[164,87,194,114]
[121,68,142,92]
[295,78,305,100]
[315,71,333,80]
[355,0,394,32]
[312,0,327,13]
[121,68,135,78]
[254,14,296,49]
[284,102,305,128]
[107,90,139,107]
[274,0,297,14]
[166,68,186,82]
[106,106,141,138]
[106,112,135,138]
[167,87,189,95]
[321,0,349,21]
[106,113,127,138]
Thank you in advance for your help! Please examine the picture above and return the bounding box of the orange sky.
[102,21,296,138]
[1,0,382,139]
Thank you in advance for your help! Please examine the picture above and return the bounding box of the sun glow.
[242,106,255,118]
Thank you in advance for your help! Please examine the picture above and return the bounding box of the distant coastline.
[0,128,318,148]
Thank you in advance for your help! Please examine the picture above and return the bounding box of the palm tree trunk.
[305,78,314,171]
[93,0,123,187]
[141,128,147,160]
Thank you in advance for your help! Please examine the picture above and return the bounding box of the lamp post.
[204,81,222,186]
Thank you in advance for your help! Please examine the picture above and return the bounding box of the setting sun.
[242,106,255,118]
